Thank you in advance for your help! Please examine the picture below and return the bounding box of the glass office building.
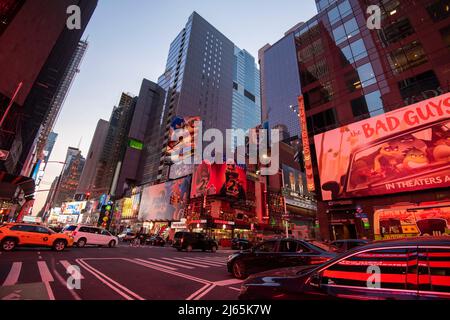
[232,47,261,139]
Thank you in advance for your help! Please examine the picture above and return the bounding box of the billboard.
[298,96,316,192]
[61,201,86,215]
[190,162,247,201]
[282,165,317,211]
[138,175,191,222]
[314,93,450,200]
[166,116,201,164]
[374,202,450,240]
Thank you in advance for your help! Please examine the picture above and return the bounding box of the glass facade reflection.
[292,0,450,136]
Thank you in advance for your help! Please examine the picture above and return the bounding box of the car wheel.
[1,238,17,252]
[77,238,87,248]
[232,261,247,279]
[211,246,217,253]
[108,240,116,248]
[186,245,193,252]
[53,240,67,252]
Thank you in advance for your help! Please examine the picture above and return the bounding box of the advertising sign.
[121,198,133,219]
[314,93,450,200]
[190,162,247,201]
[282,165,317,211]
[166,116,201,164]
[374,202,450,240]
[138,175,191,222]
[298,96,316,192]
[61,201,86,215]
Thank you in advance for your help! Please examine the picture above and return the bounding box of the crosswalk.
[0,256,227,289]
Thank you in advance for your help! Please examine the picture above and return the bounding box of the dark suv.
[173,232,219,253]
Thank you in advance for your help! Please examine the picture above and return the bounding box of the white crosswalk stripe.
[2,262,22,286]
[147,258,194,269]
[179,257,225,267]
[161,257,211,268]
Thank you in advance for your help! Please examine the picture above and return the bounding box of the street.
[0,245,241,300]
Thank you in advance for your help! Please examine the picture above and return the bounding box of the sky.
[34,0,319,213]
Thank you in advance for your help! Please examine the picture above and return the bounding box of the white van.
[63,225,118,248]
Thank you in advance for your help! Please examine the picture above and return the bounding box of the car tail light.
[72,231,77,237]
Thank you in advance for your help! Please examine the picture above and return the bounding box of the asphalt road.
[0,243,242,300]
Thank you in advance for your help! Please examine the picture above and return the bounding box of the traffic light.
[85,192,91,200]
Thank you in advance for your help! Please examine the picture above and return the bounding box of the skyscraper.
[259,29,303,139]
[232,47,261,140]
[92,93,137,197]
[0,0,98,177]
[36,40,89,163]
[153,12,261,182]
[53,147,85,207]
[76,119,109,197]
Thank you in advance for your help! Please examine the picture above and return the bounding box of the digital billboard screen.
[190,162,247,201]
[138,175,191,221]
[314,93,450,200]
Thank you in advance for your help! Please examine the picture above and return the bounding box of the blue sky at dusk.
[35,0,318,211]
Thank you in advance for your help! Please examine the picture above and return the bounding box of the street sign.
[0,149,9,161]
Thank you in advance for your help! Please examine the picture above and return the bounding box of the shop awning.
[0,171,35,200]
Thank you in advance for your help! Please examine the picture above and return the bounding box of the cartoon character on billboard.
[220,163,246,200]
[432,128,450,161]
[193,162,216,197]
[167,116,199,159]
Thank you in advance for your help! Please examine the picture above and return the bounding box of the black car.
[330,239,369,253]
[172,232,219,252]
[227,238,336,279]
[231,238,253,250]
[146,235,166,246]
[239,237,450,300]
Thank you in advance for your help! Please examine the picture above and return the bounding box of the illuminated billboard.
[314,93,450,200]
[61,201,87,215]
[166,116,201,164]
[190,162,247,201]
[138,176,191,221]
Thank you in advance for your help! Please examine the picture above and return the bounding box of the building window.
[398,70,441,104]
[333,18,359,45]
[304,85,333,110]
[344,69,361,92]
[388,41,428,74]
[357,63,376,87]
[0,0,25,36]
[341,39,368,64]
[441,25,450,49]
[378,17,415,47]
[327,0,351,25]
[307,108,338,134]
[427,0,450,22]
[351,94,384,121]
[244,90,256,102]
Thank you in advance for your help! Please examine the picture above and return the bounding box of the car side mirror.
[309,273,322,288]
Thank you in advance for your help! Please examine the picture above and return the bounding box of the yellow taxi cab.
[0,223,74,251]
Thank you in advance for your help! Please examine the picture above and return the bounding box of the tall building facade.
[0,0,97,177]
[36,40,89,163]
[259,31,303,139]
[76,119,109,197]
[232,47,261,137]
[53,147,85,207]
[92,93,137,197]
[153,12,261,182]
[265,0,450,241]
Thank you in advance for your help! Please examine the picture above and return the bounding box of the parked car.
[0,223,74,252]
[119,232,137,243]
[239,237,450,300]
[146,235,166,246]
[227,238,336,279]
[63,225,118,248]
[330,239,369,253]
[172,232,218,252]
[231,238,253,250]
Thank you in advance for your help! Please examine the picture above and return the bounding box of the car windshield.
[307,240,338,252]
[63,225,77,231]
